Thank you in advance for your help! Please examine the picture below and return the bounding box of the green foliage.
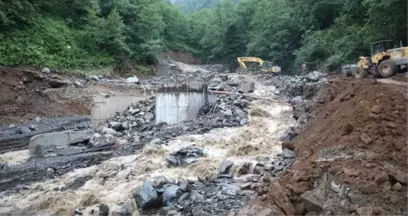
[0,0,406,73]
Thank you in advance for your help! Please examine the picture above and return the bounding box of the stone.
[90,133,117,146]
[28,125,37,131]
[355,206,374,216]
[392,182,402,191]
[386,166,407,184]
[29,130,93,157]
[150,138,162,145]
[126,76,140,84]
[361,182,377,194]
[144,113,155,122]
[88,75,100,81]
[163,185,179,206]
[18,126,32,134]
[371,105,382,114]
[118,199,137,216]
[303,83,318,98]
[189,190,204,203]
[179,181,190,192]
[282,141,295,151]
[219,160,234,174]
[301,188,325,212]
[360,133,372,144]
[269,182,295,215]
[99,204,109,216]
[41,67,51,74]
[306,71,324,82]
[122,122,129,130]
[110,122,124,131]
[102,127,120,136]
[134,180,161,209]
[282,148,295,158]
[374,172,389,185]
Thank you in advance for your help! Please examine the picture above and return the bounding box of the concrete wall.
[155,91,215,125]
[91,90,147,126]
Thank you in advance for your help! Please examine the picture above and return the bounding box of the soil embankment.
[0,67,90,126]
[244,76,407,216]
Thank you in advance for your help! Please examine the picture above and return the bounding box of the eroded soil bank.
[240,75,408,216]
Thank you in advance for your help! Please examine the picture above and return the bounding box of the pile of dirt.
[0,67,90,127]
[243,76,407,215]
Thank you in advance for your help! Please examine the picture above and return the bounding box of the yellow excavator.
[237,57,281,73]
[349,40,408,78]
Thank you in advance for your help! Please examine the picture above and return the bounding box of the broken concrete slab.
[29,130,93,157]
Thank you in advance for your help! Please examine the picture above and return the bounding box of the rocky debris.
[87,75,100,81]
[137,177,256,216]
[92,93,249,153]
[305,71,325,82]
[167,146,206,167]
[28,129,93,157]
[99,204,110,216]
[89,133,117,147]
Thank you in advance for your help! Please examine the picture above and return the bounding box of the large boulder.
[306,71,325,82]
[134,180,161,209]
[29,130,92,157]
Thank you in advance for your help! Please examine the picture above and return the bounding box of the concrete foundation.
[155,88,215,125]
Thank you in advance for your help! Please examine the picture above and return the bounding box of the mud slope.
[245,76,407,216]
[0,67,90,126]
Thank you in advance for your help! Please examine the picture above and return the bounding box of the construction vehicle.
[345,40,408,78]
[237,57,281,73]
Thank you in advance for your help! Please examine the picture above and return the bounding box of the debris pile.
[247,76,407,216]
[92,94,250,153]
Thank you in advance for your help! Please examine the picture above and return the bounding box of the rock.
[355,206,374,216]
[126,76,140,84]
[269,182,295,215]
[134,180,161,209]
[282,148,295,158]
[29,130,93,157]
[392,183,402,191]
[110,122,124,131]
[189,190,204,203]
[144,113,155,122]
[99,204,109,216]
[301,188,325,212]
[360,133,372,144]
[290,96,303,105]
[118,199,137,216]
[150,138,162,145]
[167,146,206,167]
[102,127,120,136]
[28,125,37,131]
[41,67,51,74]
[342,124,354,136]
[122,122,129,130]
[179,181,190,192]
[361,182,377,194]
[18,126,32,134]
[90,133,117,146]
[88,75,100,81]
[282,141,295,151]
[219,160,234,174]
[371,105,382,114]
[163,185,179,206]
[303,83,318,98]
[374,172,389,185]
[305,71,324,82]
[386,166,407,184]
[159,206,179,216]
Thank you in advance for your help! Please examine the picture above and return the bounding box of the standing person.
[301,63,307,74]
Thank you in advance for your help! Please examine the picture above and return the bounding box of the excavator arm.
[237,57,264,69]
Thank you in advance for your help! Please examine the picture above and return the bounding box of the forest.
[0,0,406,73]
